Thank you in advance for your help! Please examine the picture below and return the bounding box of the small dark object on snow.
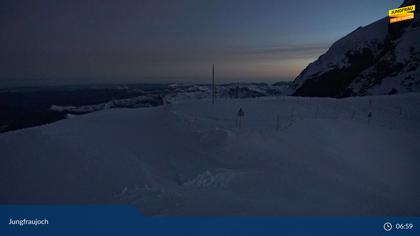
[236,108,245,128]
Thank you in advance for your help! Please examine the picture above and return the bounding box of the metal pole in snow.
[212,64,215,105]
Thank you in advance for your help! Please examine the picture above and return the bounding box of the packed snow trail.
[0,94,419,215]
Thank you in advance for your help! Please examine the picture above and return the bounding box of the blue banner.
[0,205,418,236]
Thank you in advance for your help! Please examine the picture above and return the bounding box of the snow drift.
[1,93,419,215]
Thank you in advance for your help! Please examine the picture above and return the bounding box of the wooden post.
[237,108,244,129]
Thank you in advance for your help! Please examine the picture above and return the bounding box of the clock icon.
[384,222,393,231]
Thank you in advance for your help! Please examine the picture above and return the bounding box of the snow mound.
[183,169,244,188]
[1,94,419,215]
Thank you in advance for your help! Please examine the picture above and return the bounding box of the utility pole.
[212,64,215,104]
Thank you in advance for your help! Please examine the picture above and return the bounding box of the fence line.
[173,102,420,133]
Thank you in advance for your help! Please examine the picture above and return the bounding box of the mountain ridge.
[288,0,420,97]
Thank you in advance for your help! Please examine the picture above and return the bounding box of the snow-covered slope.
[50,95,166,114]
[166,83,289,102]
[1,93,419,215]
[47,83,290,116]
[289,0,420,97]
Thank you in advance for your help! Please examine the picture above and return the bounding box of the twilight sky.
[0,0,402,85]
